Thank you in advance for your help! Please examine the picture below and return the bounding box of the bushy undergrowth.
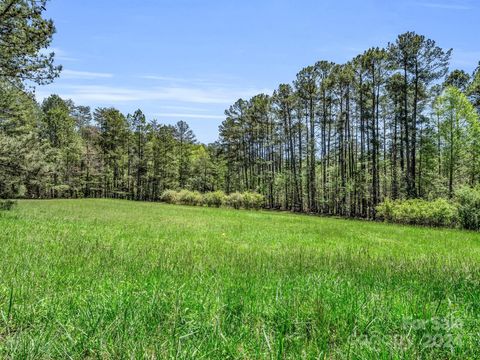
[176,189,203,206]
[0,199,17,211]
[170,187,480,231]
[161,190,265,210]
[160,189,178,204]
[377,187,480,230]
[376,198,458,228]
[456,186,480,230]
[225,192,244,209]
[243,192,265,210]
[203,191,225,207]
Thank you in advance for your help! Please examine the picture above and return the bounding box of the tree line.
[1,93,227,200]
[0,1,224,201]
[219,33,480,218]
[1,1,480,220]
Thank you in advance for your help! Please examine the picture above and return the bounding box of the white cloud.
[152,113,225,120]
[140,73,243,85]
[39,84,271,105]
[149,86,270,104]
[140,75,193,82]
[42,47,79,62]
[61,70,114,79]
[157,105,211,112]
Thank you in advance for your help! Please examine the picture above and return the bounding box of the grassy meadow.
[1,199,480,359]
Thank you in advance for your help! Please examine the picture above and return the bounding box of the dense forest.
[219,40,480,218]
[1,1,480,220]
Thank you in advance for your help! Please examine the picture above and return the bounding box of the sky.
[37,0,479,143]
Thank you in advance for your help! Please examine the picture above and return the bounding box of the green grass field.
[1,200,480,359]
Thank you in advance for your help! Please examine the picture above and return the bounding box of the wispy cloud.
[152,113,225,120]
[38,84,270,105]
[157,105,211,112]
[140,75,196,82]
[140,73,244,85]
[416,2,471,10]
[42,47,79,62]
[61,70,114,79]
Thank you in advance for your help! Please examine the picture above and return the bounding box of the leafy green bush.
[431,198,459,227]
[160,190,264,211]
[161,190,179,204]
[52,185,71,198]
[226,192,244,210]
[456,186,480,230]
[203,191,226,207]
[0,199,17,211]
[376,198,395,221]
[376,198,458,227]
[177,190,204,206]
[243,192,265,210]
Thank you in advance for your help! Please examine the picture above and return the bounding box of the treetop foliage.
[0,0,61,85]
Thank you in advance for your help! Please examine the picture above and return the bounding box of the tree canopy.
[0,0,61,85]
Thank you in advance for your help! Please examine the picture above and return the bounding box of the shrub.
[203,191,226,207]
[161,190,264,211]
[431,198,459,227]
[161,190,179,204]
[226,192,244,210]
[0,199,17,211]
[177,190,203,206]
[376,197,395,221]
[52,184,71,198]
[243,192,265,210]
[456,186,480,231]
[376,198,458,228]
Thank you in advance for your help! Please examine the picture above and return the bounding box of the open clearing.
[1,199,480,358]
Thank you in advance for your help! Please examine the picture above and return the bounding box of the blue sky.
[38,0,479,143]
